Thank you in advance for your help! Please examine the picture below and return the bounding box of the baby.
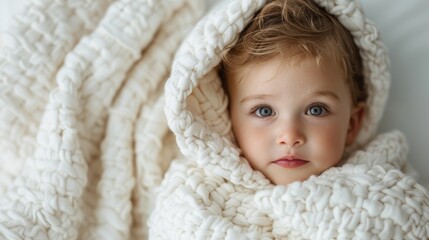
[220,0,366,185]
[150,0,429,238]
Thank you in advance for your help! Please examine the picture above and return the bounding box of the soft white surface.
[0,0,25,32]
[1,0,428,187]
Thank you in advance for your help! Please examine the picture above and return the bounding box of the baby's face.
[227,56,363,185]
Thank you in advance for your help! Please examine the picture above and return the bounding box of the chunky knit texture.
[0,0,203,239]
[150,0,429,239]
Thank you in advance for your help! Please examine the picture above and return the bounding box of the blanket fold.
[0,0,204,239]
[0,0,116,196]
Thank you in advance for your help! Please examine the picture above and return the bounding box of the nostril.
[277,135,305,146]
[293,139,304,146]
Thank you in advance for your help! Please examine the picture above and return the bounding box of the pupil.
[259,107,271,116]
[312,107,321,115]
[263,109,270,115]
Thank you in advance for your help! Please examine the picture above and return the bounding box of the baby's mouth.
[272,157,309,168]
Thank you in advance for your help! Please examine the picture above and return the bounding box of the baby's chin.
[267,171,323,185]
[269,176,309,185]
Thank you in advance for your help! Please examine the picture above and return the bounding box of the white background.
[1,0,428,187]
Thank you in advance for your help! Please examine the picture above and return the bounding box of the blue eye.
[306,105,328,116]
[255,106,274,117]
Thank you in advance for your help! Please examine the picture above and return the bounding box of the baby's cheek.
[238,129,262,153]
[317,124,347,161]
[237,128,268,166]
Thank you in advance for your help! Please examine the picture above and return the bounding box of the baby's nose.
[276,127,305,147]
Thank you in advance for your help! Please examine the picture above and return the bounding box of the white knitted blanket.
[0,0,203,239]
[149,0,429,239]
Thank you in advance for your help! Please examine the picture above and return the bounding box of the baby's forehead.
[228,58,346,95]
[227,54,345,84]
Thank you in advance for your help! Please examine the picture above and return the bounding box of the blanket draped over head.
[0,0,203,239]
[148,0,429,239]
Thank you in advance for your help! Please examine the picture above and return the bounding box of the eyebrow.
[240,94,272,103]
[239,91,340,104]
[311,90,340,101]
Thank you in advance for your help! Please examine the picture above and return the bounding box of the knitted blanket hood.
[149,0,429,239]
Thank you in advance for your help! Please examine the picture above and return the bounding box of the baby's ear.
[346,103,365,146]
